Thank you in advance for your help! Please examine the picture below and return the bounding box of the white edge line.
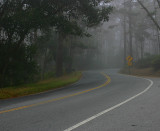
[64,76,153,131]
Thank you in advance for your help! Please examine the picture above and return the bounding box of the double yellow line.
[0,73,111,114]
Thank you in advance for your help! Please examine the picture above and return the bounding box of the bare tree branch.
[137,0,160,30]
[156,0,160,8]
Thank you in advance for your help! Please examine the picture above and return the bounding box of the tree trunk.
[41,48,47,80]
[154,0,160,54]
[135,40,139,60]
[157,30,160,54]
[140,42,144,59]
[123,0,127,66]
[129,1,133,57]
[56,33,65,77]
[65,48,73,73]
[0,61,9,88]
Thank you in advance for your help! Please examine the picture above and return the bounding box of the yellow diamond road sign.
[126,56,133,66]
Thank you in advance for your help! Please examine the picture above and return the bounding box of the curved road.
[0,69,160,131]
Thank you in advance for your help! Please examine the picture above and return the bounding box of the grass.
[0,72,82,99]
[120,67,160,77]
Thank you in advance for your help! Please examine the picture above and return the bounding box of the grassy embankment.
[0,72,82,99]
[120,67,160,77]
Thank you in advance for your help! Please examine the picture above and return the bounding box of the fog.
[0,0,160,87]
[73,0,160,69]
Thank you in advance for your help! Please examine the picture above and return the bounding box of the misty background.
[0,0,160,88]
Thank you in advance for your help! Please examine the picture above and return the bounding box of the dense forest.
[0,0,113,88]
[0,0,160,88]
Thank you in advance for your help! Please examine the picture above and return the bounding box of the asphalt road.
[0,69,160,131]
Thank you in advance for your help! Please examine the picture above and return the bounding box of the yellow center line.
[0,72,111,114]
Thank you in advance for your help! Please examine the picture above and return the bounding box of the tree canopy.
[0,0,113,87]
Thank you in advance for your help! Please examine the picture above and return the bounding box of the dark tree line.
[0,0,113,87]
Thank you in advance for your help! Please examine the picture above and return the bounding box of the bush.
[152,55,160,71]
[134,54,160,71]
[135,55,154,68]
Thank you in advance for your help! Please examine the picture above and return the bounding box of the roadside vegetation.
[117,0,160,76]
[0,72,82,99]
[0,1,112,90]
[134,55,160,71]
[121,54,160,77]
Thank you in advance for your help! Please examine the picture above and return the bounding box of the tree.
[50,0,113,76]
[0,0,42,87]
[0,0,113,87]
[156,0,160,8]
[123,0,127,65]
[0,0,56,87]
[137,0,160,30]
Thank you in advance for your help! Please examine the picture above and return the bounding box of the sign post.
[126,56,133,74]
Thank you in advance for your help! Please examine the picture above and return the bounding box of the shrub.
[135,55,154,68]
[152,55,160,71]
